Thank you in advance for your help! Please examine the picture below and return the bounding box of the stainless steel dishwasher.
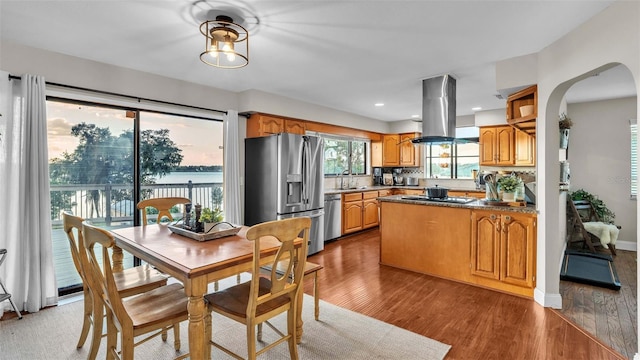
[324,194,342,241]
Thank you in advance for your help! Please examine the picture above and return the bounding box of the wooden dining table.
[110,223,305,360]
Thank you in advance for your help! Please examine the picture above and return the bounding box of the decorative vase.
[560,129,570,149]
[502,192,516,202]
[203,222,216,233]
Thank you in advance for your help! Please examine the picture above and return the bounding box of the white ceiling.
[1,0,635,122]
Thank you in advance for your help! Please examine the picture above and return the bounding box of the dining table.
[110,223,305,360]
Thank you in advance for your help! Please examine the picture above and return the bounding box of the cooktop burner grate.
[401,195,477,204]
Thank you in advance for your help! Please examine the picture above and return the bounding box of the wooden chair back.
[62,211,89,283]
[137,197,190,225]
[245,217,311,319]
[82,222,130,330]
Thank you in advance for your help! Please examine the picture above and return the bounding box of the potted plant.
[559,113,573,149]
[570,189,615,224]
[497,175,522,202]
[199,207,224,232]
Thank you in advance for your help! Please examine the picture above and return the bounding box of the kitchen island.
[378,195,537,297]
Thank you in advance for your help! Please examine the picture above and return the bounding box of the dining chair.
[204,217,311,360]
[82,221,190,360]
[0,248,22,320]
[136,197,191,225]
[62,212,168,360]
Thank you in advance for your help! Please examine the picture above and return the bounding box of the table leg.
[186,278,209,360]
[112,246,123,272]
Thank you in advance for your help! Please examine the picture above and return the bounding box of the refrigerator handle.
[302,137,309,204]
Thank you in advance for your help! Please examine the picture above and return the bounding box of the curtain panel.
[0,72,57,317]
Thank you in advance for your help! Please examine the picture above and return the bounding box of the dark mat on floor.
[560,249,621,290]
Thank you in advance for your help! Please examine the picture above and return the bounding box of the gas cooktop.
[400,195,477,204]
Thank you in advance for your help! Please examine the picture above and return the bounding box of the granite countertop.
[324,186,485,195]
[378,195,538,214]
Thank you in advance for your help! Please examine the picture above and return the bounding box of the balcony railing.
[50,181,223,292]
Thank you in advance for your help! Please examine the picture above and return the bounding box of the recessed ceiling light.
[374,103,384,107]
[411,115,420,118]
[472,107,482,111]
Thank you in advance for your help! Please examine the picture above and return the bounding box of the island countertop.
[377,194,538,214]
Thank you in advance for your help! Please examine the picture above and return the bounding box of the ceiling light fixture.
[200,15,248,69]
[375,103,384,107]
[472,107,482,111]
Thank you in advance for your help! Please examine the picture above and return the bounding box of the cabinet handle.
[490,214,497,220]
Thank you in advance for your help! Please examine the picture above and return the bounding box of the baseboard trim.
[534,288,562,309]
[614,240,637,252]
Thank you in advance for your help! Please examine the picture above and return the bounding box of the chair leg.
[77,287,93,348]
[0,278,22,319]
[247,323,257,360]
[173,323,181,351]
[609,244,617,256]
[88,294,104,360]
[105,311,118,360]
[287,308,299,360]
[313,272,319,321]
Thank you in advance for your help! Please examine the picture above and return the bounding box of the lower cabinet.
[471,210,536,289]
[342,191,381,235]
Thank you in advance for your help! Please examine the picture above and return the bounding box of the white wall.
[567,96,637,244]
[496,1,640,311]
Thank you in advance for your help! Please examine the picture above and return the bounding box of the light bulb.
[209,39,218,58]
[226,52,236,62]
[222,34,234,52]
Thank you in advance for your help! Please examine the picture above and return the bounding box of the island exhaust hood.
[411,74,459,144]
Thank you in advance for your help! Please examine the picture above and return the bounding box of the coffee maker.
[373,167,383,185]
[392,168,404,186]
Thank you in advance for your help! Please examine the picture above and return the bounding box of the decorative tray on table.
[168,221,241,242]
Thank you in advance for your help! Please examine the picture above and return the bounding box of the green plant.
[497,175,522,193]
[559,113,573,129]
[199,207,223,223]
[570,189,615,224]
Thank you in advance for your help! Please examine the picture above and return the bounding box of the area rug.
[0,294,451,359]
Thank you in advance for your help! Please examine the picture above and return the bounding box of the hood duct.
[412,74,457,144]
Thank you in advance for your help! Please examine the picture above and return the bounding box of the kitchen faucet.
[340,169,350,189]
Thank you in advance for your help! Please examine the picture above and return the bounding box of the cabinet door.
[479,128,497,165]
[362,199,379,229]
[259,115,285,135]
[284,119,306,135]
[382,134,400,166]
[343,201,363,234]
[496,126,515,165]
[471,211,501,280]
[371,141,382,167]
[515,130,535,166]
[399,133,419,167]
[500,213,536,288]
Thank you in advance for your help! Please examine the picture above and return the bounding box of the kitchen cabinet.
[479,126,515,166]
[342,193,363,234]
[371,141,383,167]
[392,188,425,196]
[515,129,535,166]
[471,210,536,289]
[246,113,307,137]
[506,85,537,136]
[342,190,383,234]
[448,190,485,199]
[382,133,421,167]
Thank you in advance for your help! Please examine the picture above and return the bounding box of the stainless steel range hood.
[411,74,458,144]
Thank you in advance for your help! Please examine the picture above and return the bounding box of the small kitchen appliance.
[373,167,383,185]
[392,168,404,185]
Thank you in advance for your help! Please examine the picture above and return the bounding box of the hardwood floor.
[558,249,637,359]
[304,228,627,360]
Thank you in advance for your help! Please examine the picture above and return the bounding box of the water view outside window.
[47,100,223,293]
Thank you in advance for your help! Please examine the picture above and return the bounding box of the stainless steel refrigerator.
[244,133,325,255]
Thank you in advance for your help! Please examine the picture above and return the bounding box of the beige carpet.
[1,294,450,360]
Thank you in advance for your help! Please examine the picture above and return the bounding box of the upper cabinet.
[382,133,421,167]
[479,126,515,166]
[246,113,306,138]
[506,85,537,136]
[371,141,383,167]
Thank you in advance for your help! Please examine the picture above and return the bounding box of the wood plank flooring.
[304,228,627,360]
[558,249,637,359]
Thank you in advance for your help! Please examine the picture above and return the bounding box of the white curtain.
[0,72,57,317]
[223,110,243,225]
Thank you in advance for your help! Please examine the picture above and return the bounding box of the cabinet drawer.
[362,191,379,200]
[378,190,392,197]
[343,193,363,202]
